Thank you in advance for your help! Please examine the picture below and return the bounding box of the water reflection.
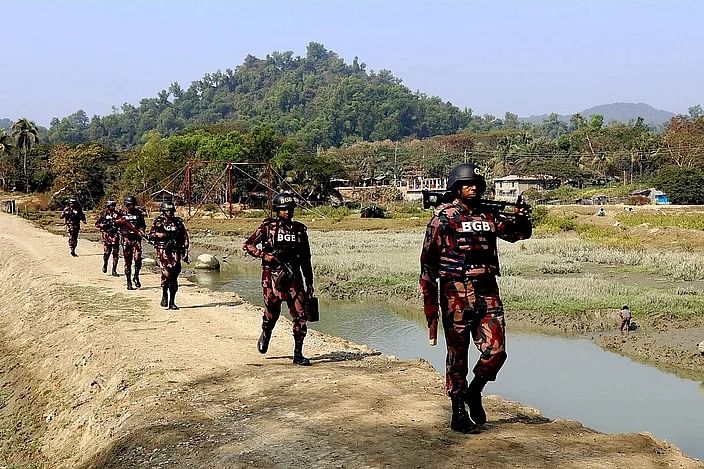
[190,267,704,460]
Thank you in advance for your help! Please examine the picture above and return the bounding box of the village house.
[493,175,560,200]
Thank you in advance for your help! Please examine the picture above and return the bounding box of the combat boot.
[111,260,120,277]
[70,248,77,257]
[450,396,480,434]
[126,277,135,290]
[102,255,109,273]
[257,329,272,354]
[133,267,141,288]
[160,287,168,307]
[466,377,488,425]
[292,337,310,366]
[168,290,179,310]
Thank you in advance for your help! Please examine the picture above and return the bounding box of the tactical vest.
[118,209,145,238]
[63,209,83,226]
[152,216,185,249]
[436,203,501,278]
[263,219,307,267]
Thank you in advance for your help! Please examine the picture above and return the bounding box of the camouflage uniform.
[95,208,121,274]
[243,218,314,342]
[420,199,531,398]
[148,213,189,309]
[60,205,86,255]
[117,207,147,288]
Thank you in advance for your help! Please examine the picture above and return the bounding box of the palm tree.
[11,118,39,193]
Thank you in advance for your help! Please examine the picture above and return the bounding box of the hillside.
[47,42,473,149]
[0,118,11,131]
[522,102,675,127]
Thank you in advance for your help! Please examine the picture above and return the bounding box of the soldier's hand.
[263,253,276,263]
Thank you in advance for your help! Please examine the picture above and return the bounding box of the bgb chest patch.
[460,220,494,233]
[276,232,298,243]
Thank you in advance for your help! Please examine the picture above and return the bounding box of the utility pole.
[394,142,398,187]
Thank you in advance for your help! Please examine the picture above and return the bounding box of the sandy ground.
[0,213,702,468]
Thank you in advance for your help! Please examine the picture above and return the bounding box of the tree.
[11,118,39,193]
[49,143,116,207]
[651,167,704,204]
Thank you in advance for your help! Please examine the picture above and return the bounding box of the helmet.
[160,201,175,213]
[124,195,137,206]
[447,163,486,193]
[622,305,629,310]
[273,192,296,211]
[106,199,116,207]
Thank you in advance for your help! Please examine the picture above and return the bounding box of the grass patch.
[59,285,149,322]
[617,212,704,231]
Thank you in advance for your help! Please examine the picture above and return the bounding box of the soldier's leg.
[258,270,283,354]
[102,238,110,273]
[157,248,169,307]
[167,257,181,310]
[441,281,478,434]
[111,243,120,276]
[287,282,310,366]
[124,242,134,288]
[68,226,78,256]
[467,285,506,426]
[133,242,143,288]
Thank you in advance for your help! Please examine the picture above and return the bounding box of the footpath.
[0,213,700,468]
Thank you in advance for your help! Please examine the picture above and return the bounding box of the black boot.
[257,329,272,354]
[70,248,77,257]
[126,277,135,290]
[160,287,168,307]
[450,396,480,434]
[466,377,488,425]
[102,255,109,273]
[292,337,310,366]
[111,259,120,277]
[133,266,141,288]
[168,288,179,310]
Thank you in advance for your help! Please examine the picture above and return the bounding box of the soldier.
[242,192,314,366]
[95,199,121,276]
[148,201,189,309]
[419,163,532,434]
[59,198,86,257]
[117,195,147,290]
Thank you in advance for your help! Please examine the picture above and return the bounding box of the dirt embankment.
[0,213,701,468]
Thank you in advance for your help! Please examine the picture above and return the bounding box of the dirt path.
[0,213,701,468]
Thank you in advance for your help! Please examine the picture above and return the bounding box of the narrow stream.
[191,266,704,460]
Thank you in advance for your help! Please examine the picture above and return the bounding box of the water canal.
[190,265,704,460]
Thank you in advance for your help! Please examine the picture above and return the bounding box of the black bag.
[305,295,319,322]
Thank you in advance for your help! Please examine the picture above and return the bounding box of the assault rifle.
[421,190,531,219]
[116,217,153,246]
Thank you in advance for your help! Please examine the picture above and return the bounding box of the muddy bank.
[1,213,701,468]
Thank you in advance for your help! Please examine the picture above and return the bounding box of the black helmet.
[273,192,296,210]
[447,163,486,193]
[124,195,137,206]
[622,305,629,310]
[160,201,175,213]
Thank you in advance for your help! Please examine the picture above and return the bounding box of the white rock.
[195,253,220,270]
[698,340,704,354]
[142,257,157,266]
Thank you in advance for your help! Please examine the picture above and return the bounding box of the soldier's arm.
[95,214,104,229]
[148,218,165,240]
[495,211,532,243]
[419,216,442,324]
[137,212,147,231]
[299,226,314,289]
[242,223,267,258]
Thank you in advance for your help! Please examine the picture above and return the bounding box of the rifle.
[421,189,530,219]
[117,218,153,246]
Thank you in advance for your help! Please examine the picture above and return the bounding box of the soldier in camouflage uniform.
[95,199,121,276]
[148,201,189,310]
[419,163,532,433]
[243,192,315,366]
[59,198,86,257]
[117,195,147,290]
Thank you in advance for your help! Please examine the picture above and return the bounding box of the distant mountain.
[522,103,676,127]
[0,118,11,131]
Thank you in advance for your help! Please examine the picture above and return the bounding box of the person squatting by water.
[619,305,632,338]
[242,192,315,366]
[60,198,86,257]
[117,196,147,290]
[419,163,532,434]
[95,199,121,276]
[148,201,189,310]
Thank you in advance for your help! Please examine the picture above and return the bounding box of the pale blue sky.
[2,0,702,127]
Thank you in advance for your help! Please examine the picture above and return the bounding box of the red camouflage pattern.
[419,198,531,397]
[95,209,120,257]
[148,215,189,291]
[60,207,85,249]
